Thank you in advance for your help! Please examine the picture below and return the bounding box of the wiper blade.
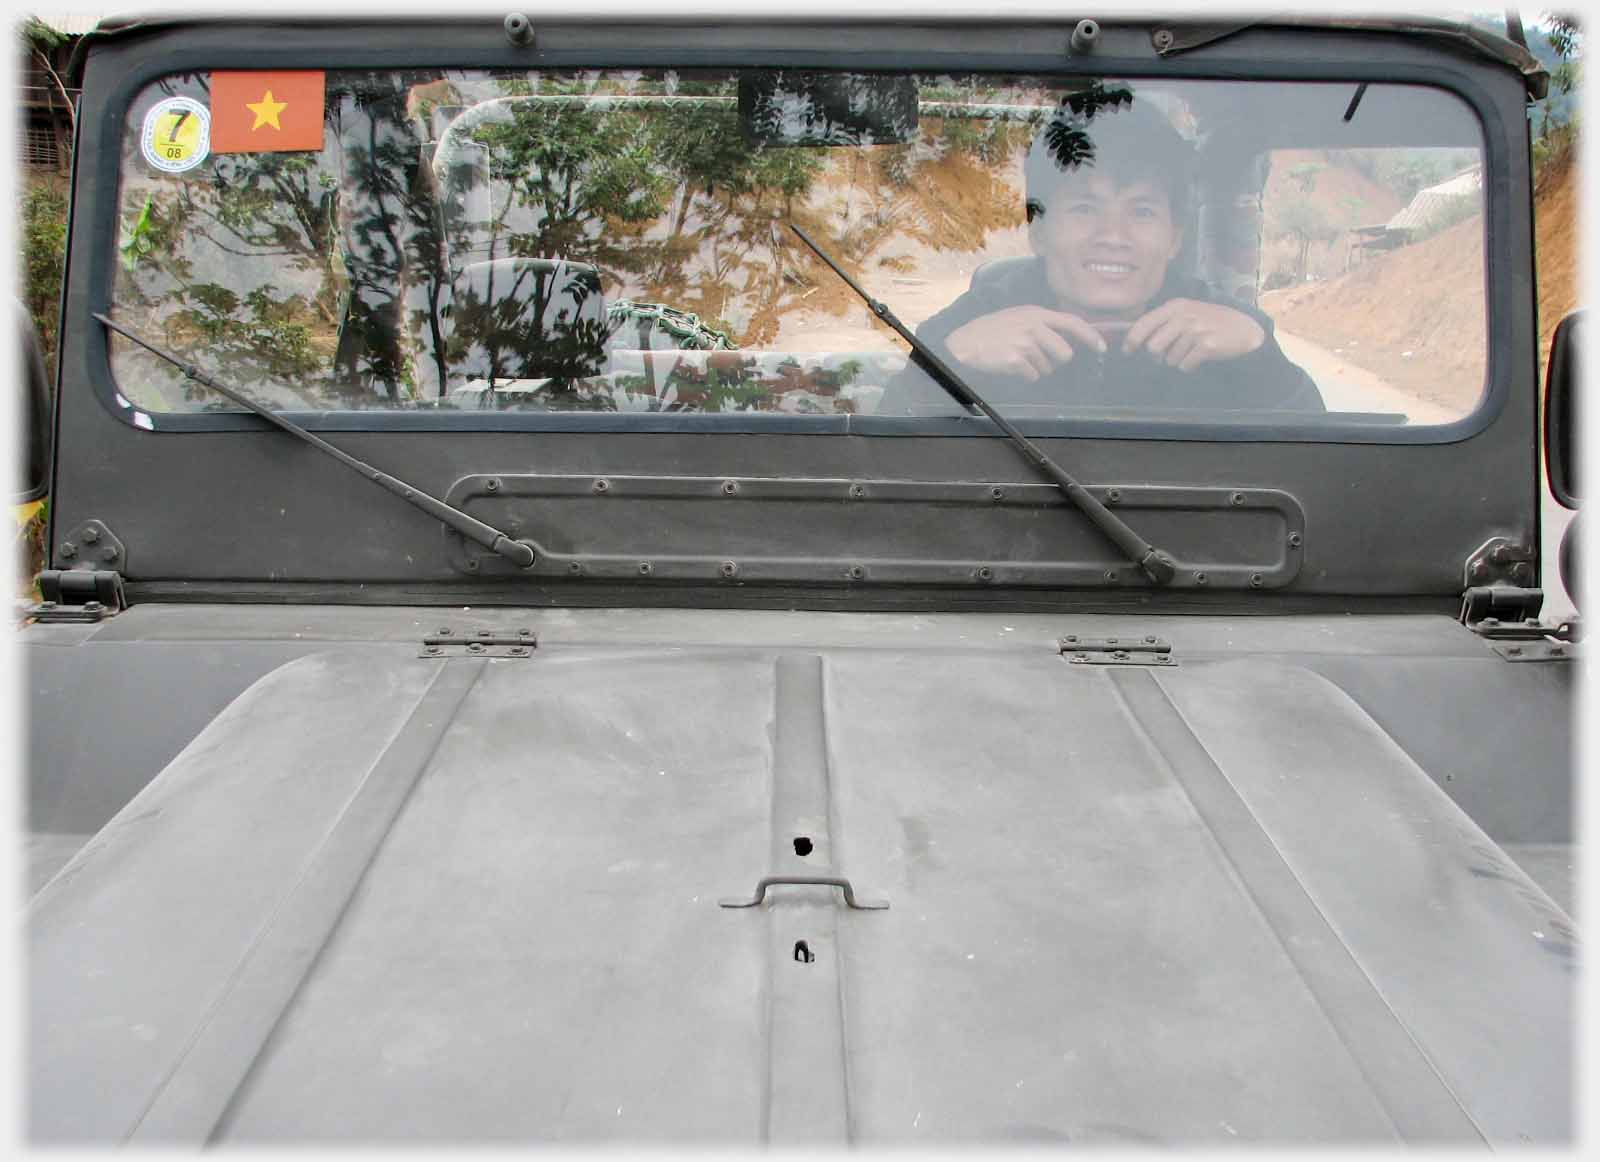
[94,313,537,569]
[788,224,1176,585]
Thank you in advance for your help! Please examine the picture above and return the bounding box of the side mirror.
[16,302,53,505]
[1544,311,1581,509]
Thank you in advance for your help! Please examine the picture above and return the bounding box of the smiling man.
[883,91,1324,415]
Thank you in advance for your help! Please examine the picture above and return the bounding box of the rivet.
[568,561,584,575]
[467,642,485,653]
[510,646,528,656]
[1288,532,1303,548]
[1249,573,1264,588]
[848,565,866,580]
[720,561,739,578]
[1065,635,1078,643]
[476,629,492,638]
[592,478,610,494]
[975,566,994,581]
[1105,570,1118,583]
[1144,636,1157,644]
[849,483,866,499]
[1107,637,1119,644]
[638,562,653,575]
[438,627,453,635]
[1551,646,1567,657]
[990,486,1005,501]
[721,480,739,496]
[486,478,501,492]
[465,559,480,573]
[518,628,533,636]
[1106,488,1122,504]
[1230,491,1246,506]
[424,645,441,655]
[1194,571,1209,585]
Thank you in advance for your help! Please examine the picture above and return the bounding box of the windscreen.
[108,69,1488,428]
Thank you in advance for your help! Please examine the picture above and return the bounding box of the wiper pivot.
[788,224,1176,585]
[94,314,537,570]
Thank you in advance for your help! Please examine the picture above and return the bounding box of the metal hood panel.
[27,645,1574,1145]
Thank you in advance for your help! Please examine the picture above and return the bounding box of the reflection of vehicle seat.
[447,258,609,386]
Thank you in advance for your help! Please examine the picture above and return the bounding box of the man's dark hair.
[1023,88,1194,224]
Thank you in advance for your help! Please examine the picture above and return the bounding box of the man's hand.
[944,306,1107,382]
[1124,299,1265,371]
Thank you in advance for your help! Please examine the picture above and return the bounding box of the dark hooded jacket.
[877,257,1325,417]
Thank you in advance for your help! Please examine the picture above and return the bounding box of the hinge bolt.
[1153,28,1175,51]
[1506,645,1523,656]
[60,542,77,559]
[82,527,100,543]
[102,546,120,562]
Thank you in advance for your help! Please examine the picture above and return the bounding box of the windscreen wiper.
[788,224,1177,585]
[94,313,537,569]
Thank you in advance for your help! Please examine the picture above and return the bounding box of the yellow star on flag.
[246,90,289,132]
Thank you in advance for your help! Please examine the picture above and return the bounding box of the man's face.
[1031,171,1183,320]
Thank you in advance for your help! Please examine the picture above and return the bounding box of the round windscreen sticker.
[141,97,211,173]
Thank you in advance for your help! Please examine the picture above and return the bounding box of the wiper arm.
[94,313,537,569]
[788,224,1176,585]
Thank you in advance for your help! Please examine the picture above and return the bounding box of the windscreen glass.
[108,69,1488,427]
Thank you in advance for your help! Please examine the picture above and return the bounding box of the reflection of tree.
[115,68,1058,410]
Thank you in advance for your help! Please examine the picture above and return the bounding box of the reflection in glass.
[108,70,1489,426]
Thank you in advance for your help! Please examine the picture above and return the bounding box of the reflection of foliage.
[165,283,321,387]
[113,68,1052,409]
[471,100,672,261]
[120,196,158,270]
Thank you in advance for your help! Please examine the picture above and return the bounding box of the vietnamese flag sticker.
[210,71,325,153]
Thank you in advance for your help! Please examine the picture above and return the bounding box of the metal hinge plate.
[1059,634,1175,665]
[1459,586,1580,661]
[420,628,538,658]
[1488,638,1578,662]
[27,569,127,623]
